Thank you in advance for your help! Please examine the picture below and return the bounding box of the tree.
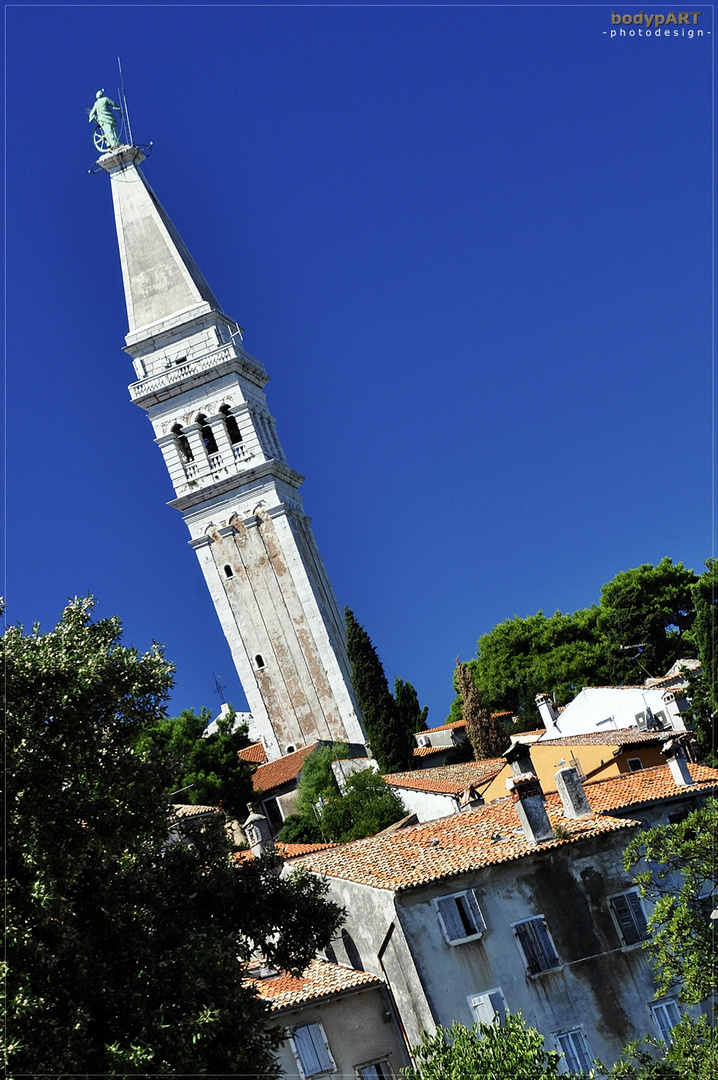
[319,766,407,842]
[278,744,407,843]
[401,1013,572,1080]
[136,705,254,820]
[345,608,427,772]
[598,558,698,684]
[687,559,718,762]
[602,1014,716,1080]
[4,599,344,1077]
[455,660,508,759]
[622,799,718,1004]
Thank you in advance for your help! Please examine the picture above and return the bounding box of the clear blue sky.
[5,4,714,727]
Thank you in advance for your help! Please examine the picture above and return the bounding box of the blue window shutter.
[294,1023,332,1076]
[437,896,465,941]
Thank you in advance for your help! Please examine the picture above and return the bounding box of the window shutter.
[555,1030,592,1073]
[611,892,647,946]
[465,890,486,933]
[470,992,497,1025]
[652,1000,680,1043]
[533,917,559,966]
[516,918,556,973]
[293,1023,333,1076]
[437,897,465,942]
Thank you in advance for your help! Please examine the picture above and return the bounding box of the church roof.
[252,743,320,795]
[239,742,269,764]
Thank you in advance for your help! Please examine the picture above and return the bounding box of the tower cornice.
[128,344,268,407]
[167,459,306,513]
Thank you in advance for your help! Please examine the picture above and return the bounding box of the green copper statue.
[88,89,122,151]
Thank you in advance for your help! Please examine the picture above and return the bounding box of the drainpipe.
[377,921,415,1066]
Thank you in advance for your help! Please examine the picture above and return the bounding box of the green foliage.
[598,558,698,684]
[279,745,407,844]
[345,608,427,772]
[136,705,253,819]
[455,660,508,759]
[603,1014,716,1080]
[402,1013,573,1080]
[4,599,344,1077]
[319,766,407,842]
[623,799,718,1003]
[453,559,701,727]
[687,559,718,762]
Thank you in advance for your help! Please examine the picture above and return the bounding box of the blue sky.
[5,4,713,726]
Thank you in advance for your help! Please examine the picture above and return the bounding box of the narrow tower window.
[223,565,233,578]
[171,423,193,462]
[255,654,265,669]
[219,404,243,445]
[195,413,218,455]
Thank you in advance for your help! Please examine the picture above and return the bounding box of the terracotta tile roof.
[384,759,505,795]
[293,796,638,891]
[250,958,381,1012]
[252,743,319,795]
[413,745,449,757]
[231,841,338,865]
[419,718,467,735]
[239,742,268,764]
[171,803,219,817]
[538,729,671,747]
[583,763,718,814]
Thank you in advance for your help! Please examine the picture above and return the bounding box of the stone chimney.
[242,803,274,857]
[661,738,694,787]
[535,693,559,733]
[504,741,536,777]
[554,766,592,818]
[507,773,554,844]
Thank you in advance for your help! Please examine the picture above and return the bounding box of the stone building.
[97,143,365,761]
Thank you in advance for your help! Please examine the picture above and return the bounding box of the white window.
[435,889,486,944]
[358,1063,392,1080]
[291,1022,335,1078]
[468,987,507,1026]
[650,999,681,1043]
[610,890,649,946]
[554,1028,593,1074]
[513,916,560,974]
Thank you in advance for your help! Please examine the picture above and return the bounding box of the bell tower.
[99,144,365,760]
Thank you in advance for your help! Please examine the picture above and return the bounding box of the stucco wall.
[267,984,410,1078]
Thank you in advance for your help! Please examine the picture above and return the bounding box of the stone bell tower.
[98,143,365,761]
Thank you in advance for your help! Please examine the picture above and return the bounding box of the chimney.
[661,738,694,787]
[535,693,559,733]
[554,766,592,818]
[504,741,536,777]
[507,773,554,844]
[242,803,274,857]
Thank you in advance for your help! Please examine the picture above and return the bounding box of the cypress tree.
[455,660,508,760]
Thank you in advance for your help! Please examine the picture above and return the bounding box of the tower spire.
[97,140,366,761]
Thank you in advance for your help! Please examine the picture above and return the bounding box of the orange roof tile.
[171,803,219,817]
[293,797,638,891]
[384,759,505,795]
[419,718,467,735]
[583,763,718,814]
[413,745,450,757]
[538,729,671,747]
[250,958,381,1012]
[239,742,268,764]
[252,743,319,794]
[231,841,338,864]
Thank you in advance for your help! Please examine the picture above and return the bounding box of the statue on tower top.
[88,89,123,152]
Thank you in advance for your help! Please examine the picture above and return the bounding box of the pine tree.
[455,660,508,760]
[344,609,426,773]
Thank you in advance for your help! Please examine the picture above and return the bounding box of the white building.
[535,683,691,740]
[98,143,365,761]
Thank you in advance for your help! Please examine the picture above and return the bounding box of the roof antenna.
[117,55,133,146]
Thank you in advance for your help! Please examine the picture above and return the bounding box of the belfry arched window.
[172,423,193,462]
[219,404,243,445]
[195,413,218,455]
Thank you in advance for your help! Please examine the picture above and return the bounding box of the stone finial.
[554,766,592,818]
[243,804,274,857]
[506,773,554,844]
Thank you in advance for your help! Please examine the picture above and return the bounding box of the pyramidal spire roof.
[99,145,222,337]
